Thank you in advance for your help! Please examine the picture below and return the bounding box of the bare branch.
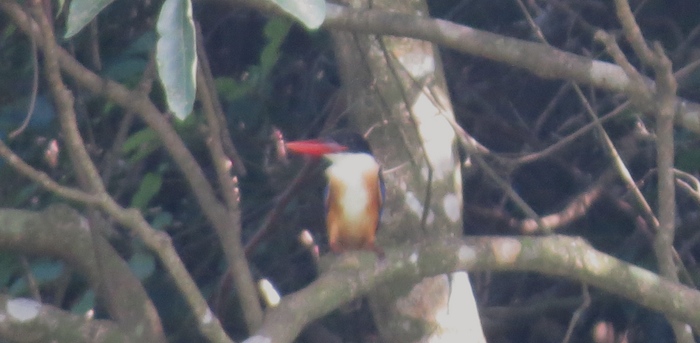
[0,205,166,342]
[246,235,700,343]
[196,29,264,330]
[0,294,133,343]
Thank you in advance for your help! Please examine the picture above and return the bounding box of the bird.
[285,130,385,257]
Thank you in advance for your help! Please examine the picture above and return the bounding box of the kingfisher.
[285,130,385,256]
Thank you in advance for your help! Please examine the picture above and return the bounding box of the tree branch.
[0,294,134,343]
[0,2,236,341]
[246,235,700,343]
[196,36,264,330]
[0,205,166,342]
[319,4,699,129]
[27,0,104,194]
[208,1,700,133]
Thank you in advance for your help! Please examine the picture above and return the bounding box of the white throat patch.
[325,153,380,222]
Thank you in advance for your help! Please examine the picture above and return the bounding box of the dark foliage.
[0,0,699,342]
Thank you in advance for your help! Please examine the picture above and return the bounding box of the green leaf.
[0,253,18,287]
[12,184,39,207]
[71,290,95,315]
[260,18,291,76]
[130,172,163,209]
[122,128,158,154]
[56,0,66,17]
[156,0,197,120]
[151,211,174,230]
[9,260,64,295]
[129,144,161,164]
[103,32,156,85]
[129,252,156,280]
[104,58,149,84]
[271,0,326,30]
[215,77,256,102]
[64,0,115,38]
[677,149,700,172]
[31,260,64,282]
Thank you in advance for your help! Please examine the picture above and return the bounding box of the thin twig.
[513,101,631,165]
[9,26,39,139]
[17,2,235,341]
[195,24,263,331]
[610,1,689,341]
[195,23,247,176]
[562,284,591,343]
[0,138,99,204]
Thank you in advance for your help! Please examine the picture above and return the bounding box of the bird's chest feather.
[328,170,372,225]
[324,154,381,238]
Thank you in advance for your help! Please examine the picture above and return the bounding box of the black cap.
[323,129,373,155]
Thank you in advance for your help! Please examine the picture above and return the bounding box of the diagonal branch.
[319,4,700,129]
[1,1,236,342]
[0,205,166,342]
[208,1,700,132]
[196,36,264,330]
[0,293,134,343]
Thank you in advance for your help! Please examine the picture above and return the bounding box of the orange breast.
[325,168,382,253]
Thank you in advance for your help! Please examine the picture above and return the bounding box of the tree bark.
[0,205,166,343]
[330,0,486,341]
